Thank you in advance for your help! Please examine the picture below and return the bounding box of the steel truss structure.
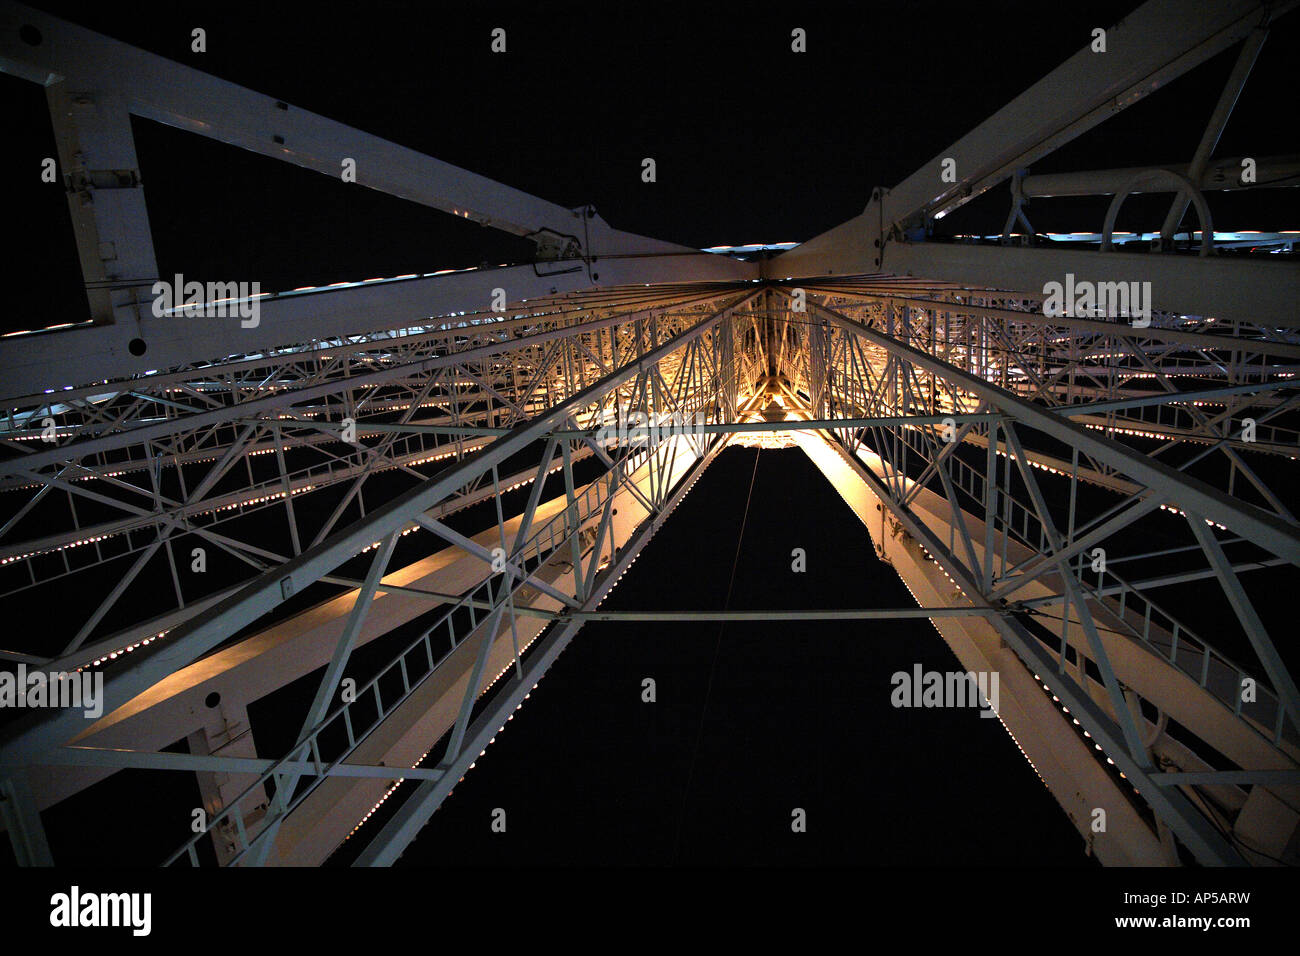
[0,0,1298,866]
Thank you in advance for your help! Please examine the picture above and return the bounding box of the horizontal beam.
[4,746,442,782]
[800,286,1300,357]
[0,298,727,472]
[348,599,993,624]
[557,607,993,622]
[1059,379,1299,415]
[0,266,755,403]
[1020,154,1300,197]
[883,243,1300,327]
[362,413,999,439]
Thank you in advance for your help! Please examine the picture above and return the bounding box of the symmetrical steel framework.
[0,0,1297,867]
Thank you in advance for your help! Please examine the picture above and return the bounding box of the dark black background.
[2,0,1298,881]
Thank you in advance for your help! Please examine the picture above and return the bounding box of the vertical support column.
[46,83,159,328]
[983,419,998,591]
[187,701,270,866]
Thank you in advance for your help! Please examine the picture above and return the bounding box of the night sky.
[3,0,1298,871]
